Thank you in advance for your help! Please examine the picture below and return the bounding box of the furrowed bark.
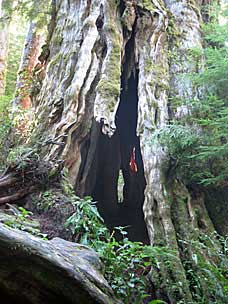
[1,1,227,302]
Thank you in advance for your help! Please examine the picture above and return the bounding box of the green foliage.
[14,0,52,29]
[5,16,27,96]
[63,179,175,304]
[151,123,199,160]
[187,13,228,185]
[0,106,37,172]
[64,195,109,244]
[138,0,156,12]
[188,5,228,186]
[151,123,202,182]
[1,0,14,22]
[63,178,109,244]
[6,146,39,167]
[0,95,12,172]
[36,190,55,212]
[0,15,27,172]
[0,95,12,136]
[153,4,228,186]
[94,232,176,304]
[4,206,48,239]
[179,232,228,303]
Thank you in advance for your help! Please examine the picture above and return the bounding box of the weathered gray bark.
[0,0,227,303]
[0,221,120,304]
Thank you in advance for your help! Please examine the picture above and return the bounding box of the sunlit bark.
[13,22,42,108]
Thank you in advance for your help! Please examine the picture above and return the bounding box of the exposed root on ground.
[0,158,59,206]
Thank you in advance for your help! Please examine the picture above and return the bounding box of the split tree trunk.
[1,0,227,303]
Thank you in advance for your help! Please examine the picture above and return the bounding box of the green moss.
[187,0,201,19]
[52,33,63,46]
[48,52,62,68]
[97,80,119,105]
[97,4,121,111]
[167,14,183,47]
[138,0,156,11]
[34,190,56,212]
[146,60,169,92]
[168,96,185,112]
[145,58,153,74]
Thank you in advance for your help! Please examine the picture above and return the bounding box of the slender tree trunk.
[0,0,11,95]
[1,1,227,302]
[13,22,42,109]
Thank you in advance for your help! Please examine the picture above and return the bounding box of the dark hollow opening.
[91,31,149,243]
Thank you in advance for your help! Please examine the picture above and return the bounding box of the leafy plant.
[63,181,175,304]
[4,206,48,239]
[36,190,55,212]
[64,195,109,245]
[94,230,175,304]
[179,232,228,303]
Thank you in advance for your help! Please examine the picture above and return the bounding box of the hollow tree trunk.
[1,0,227,302]
[0,0,12,95]
[13,22,42,109]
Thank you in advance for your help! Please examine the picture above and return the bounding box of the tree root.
[0,174,17,188]
[0,186,37,205]
[0,172,37,206]
[0,158,60,206]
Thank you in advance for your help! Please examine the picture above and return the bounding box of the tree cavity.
[89,20,149,243]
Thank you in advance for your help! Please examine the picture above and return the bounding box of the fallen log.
[0,223,121,304]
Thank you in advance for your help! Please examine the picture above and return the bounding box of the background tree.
[13,22,43,109]
[0,0,14,95]
[12,0,52,108]
[0,0,27,169]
